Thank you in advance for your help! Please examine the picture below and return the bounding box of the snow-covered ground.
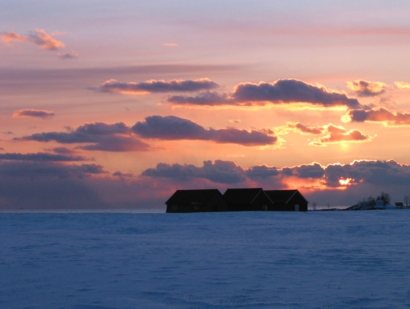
[1,211,410,309]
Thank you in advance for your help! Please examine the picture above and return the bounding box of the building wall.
[251,192,273,211]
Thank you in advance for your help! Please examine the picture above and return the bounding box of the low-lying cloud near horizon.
[2,156,409,209]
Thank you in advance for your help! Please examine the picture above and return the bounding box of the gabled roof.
[223,188,268,204]
[165,189,223,205]
[264,190,308,204]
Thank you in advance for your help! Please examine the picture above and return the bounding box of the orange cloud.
[344,107,410,126]
[287,122,324,135]
[346,80,387,97]
[394,81,410,89]
[310,124,371,146]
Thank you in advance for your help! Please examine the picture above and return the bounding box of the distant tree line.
[359,192,391,207]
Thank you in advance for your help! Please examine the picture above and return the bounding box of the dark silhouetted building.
[264,189,308,211]
[223,188,273,211]
[165,189,228,213]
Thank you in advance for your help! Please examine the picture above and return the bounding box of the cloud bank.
[167,79,360,108]
[17,122,151,152]
[132,115,277,146]
[98,78,219,94]
[344,108,410,126]
[142,159,410,190]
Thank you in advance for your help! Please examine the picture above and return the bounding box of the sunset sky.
[2,0,410,210]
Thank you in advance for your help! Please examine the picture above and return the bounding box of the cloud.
[324,160,410,187]
[113,171,134,178]
[140,159,410,206]
[2,29,65,50]
[57,51,78,59]
[232,79,360,107]
[98,78,219,95]
[132,115,277,146]
[287,122,324,135]
[343,107,410,126]
[0,160,108,209]
[283,163,325,179]
[167,79,360,108]
[310,124,371,146]
[48,147,77,155]
[12,109,55,119]
[245,165,280,179]
[394,81,410,89]
[1,32,27,43]
[0,152,86,162]
[17,122,151,152]
[142,160,247,184]
[167,92,233,105]
[346,80,387,97]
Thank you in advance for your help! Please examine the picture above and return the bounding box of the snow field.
[1,211,410,308]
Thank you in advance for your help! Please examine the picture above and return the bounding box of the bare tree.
[378,192,391,205]
[404,195,410,207]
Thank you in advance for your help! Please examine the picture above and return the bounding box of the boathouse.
[165,189,228,213]
[223,188,273,211]
[264,189,308,211]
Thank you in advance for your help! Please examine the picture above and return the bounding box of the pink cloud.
[12,109,55,119]
[309,124,372,146]
[2,29,65,50]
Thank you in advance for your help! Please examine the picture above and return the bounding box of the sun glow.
[339,178,353,186]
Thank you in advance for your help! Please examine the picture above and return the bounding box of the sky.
[1,0,410,210]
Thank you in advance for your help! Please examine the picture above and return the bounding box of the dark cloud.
[233,79,360,107]
[132,115,277,146]
[0,152,86,162]
[48,147,76,154]
[346,80,387,97]
[324,160,410,187]
[167,79,360,108]
[344,108,410,126]
[245,165,280,179]
[98,78,219,94]
[167,92,233,105]
[0,160,107,209]
[13,109,55,119]
[287,163,325,179]
[287,122,323,135]
[113,171,134,178]
[142,160,247,184]
[2,29,65,50]
[57,51,78,59]
[17,122,151,152]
